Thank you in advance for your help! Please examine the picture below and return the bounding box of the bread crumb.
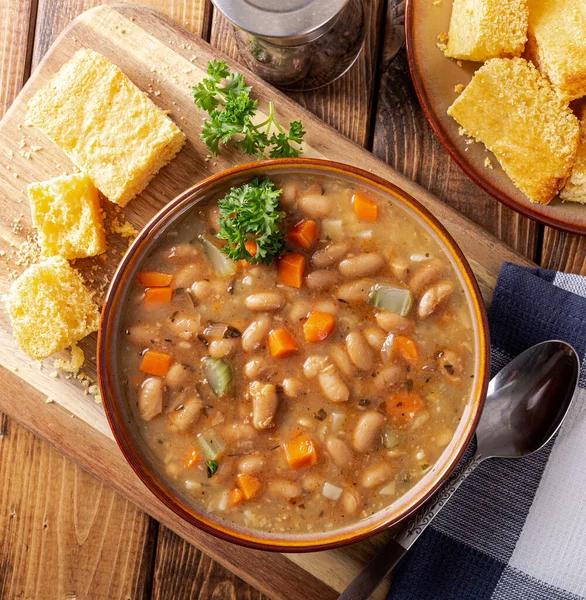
[433,0,442,5]
[437,32,449,52]
[454,83,465,93]
[45,397,55,404]
[484,157,493,169]
[54,343,85,374]
[111,217,138,239]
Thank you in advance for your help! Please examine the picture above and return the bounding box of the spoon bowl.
[339,340,580,600]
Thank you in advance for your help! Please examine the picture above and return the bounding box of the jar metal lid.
[211,0,349,45]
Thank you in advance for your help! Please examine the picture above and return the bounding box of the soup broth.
[118,173,475,534]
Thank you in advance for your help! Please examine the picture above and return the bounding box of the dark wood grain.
[209,0,386,147]
[373,1,539,261]
[541,228,586,273]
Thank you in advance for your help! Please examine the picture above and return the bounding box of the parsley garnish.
[193,59,305,158]
[217,177,285,265]
[206,460,218,478]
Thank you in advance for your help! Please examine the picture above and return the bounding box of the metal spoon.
[339,340,579,600]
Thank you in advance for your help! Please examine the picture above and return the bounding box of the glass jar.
[211,0,366,91]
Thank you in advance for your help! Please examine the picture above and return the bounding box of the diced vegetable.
[144,286,172,305]
[244,239,258,258]
[197,429,227,461]
[140,351,172,376]
[229,486,245,506]
[410,253,430,262]
[352,192,378,222]
[283,435,318,469]
[385,391,426,427]
[268,328,298,358]
[380,333,395,365]
[206,459,218,477]
[368,284,412,316]
[382,426,402,450]
[322,482,343,501]
[216,489,231,511]
[137,271,173,287]
[199,234,237,277]
[203,357,233,396]
[330,412,347,432]
[394,336,419,364]
[237,473,262,499]
[278,252,306,288]
[286,219,319,249]
[379,481,397,496]
[321,219,343,238]
[185,449,200,468]
[303,311,336,342]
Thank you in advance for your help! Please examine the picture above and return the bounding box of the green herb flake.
[192,60,305,159]
[217,177,285,265]
[205,460,218,478]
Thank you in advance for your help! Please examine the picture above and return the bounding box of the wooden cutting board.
[0,4,534,599]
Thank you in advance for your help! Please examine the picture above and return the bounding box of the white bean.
[303,355,330,379]
[390,256,410,282]
[306,269,339,290]
[353,411,385,452]
[189,280,214,302]
[326,437,353,468]
[374,364,407,392]
[319,367,350,403]
[267,479,302,499]
[288,299,312,322]
[409,259,445,296]
[166,243,200,263]
[361,462,393,488]
[345,331,374,371]
[302,472,325,492]
[312,242,349,268]
[238,454,265,474]
[375,311,414,334]
[244,356,274,380]
[138,376,164,421]
[125,323,161,346]
[299,193,333,219]
[282,377,304,398]
[245,292,285,311]
[339,253,384,278]
[250,381,279,430]
[418,281,454,318]
[341,488,362,515]
[165,363,190,389]
[363,326,387,352]
[329,344,355,379]
[173,263,206,289]
[281,181,298,208]
[312,299,339,315]
[336,279,374,303]
[168,396,202,433]
[166,313,202,340]
[241,316,272,352]
[208,339,236,358]
[220,422,257,443]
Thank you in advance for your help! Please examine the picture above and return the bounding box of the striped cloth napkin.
[388,262,586,600]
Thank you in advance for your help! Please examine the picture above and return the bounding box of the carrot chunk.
[303,311,336,342]
[278,253,306,288]
[244,239,258,258]
[136,271,173,287]
[385,391,426,427]
[352,193,378,222]
[144,286,172,305]
[229,486,245,506]
[394,336,419,364]
[185,450,200,468]
[283,435,318,469]
[140,350,172,376]
[236,474,262,500]
[286,220,319,249]
[268,328,298,358]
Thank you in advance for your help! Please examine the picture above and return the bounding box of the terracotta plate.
[405,0,586,235]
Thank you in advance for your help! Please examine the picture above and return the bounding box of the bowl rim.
[98,157,489,552]
[404,0,586,236]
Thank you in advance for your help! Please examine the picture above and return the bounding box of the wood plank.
[0,4,535,598]
[152,527,265,600]
[0,410,156,600]
[541,228,586,273]
[209,1,385,146]
[372,1,539,260]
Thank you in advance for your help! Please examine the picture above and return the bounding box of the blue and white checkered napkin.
[388,262,586,600]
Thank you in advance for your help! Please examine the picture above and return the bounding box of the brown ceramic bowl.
[98,158,489,552]
[405,0,586,235]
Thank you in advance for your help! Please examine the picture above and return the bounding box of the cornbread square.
[527,0,586,102]
[560,107,586,204]
[6,256,100,360]
[28,173,106,259]
[26,49,186,207]
[445,0,528,62]
[448,58,579,204]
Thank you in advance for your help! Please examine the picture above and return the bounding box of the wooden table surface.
[0,1,583,599]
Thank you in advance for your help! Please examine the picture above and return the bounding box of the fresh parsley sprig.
[217,177,285,265]
[193,60,305,159]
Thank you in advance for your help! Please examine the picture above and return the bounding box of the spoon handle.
[337,451,484,600]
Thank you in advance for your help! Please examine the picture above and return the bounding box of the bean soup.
[118,173,476,534]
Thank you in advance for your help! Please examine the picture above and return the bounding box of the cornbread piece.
[561,107,586,204]
[26,49,186,206]
[28,173,106,259]
[6,256,100,360]
[448,58,579,204]
[445,0,528,62]
[527,0,586,102]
